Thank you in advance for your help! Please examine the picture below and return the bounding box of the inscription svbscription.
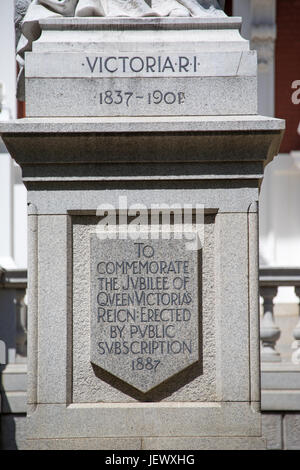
[90,236,199,390]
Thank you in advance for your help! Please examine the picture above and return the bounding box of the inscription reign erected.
[90,235,199,392]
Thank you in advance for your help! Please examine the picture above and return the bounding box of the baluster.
[260,286,281,362]
[292,286,300,365]
[15,288,27,358]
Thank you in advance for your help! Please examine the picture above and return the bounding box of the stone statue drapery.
[15,0,227,100]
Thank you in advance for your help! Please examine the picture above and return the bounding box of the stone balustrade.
[0,268,27,363]
[2,266,300,368]
[0,268,27,427]
[260,267,300,365]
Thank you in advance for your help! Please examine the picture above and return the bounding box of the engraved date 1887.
[132,357,161,371]
[99,90,185,107]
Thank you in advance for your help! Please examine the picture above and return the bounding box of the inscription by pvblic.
[90,235,199,392]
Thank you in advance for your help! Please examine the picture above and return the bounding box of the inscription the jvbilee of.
[90,235,199,392]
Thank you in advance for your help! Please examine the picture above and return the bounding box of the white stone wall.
[263,413,300,450]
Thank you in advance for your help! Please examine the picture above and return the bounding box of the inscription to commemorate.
[90,235,199,392]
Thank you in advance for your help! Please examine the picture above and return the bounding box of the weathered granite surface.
[0,14,285,449]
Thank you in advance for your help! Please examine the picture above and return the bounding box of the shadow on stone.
[91,359,203,402]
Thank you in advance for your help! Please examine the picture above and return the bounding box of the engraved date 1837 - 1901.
[99,90,185,107]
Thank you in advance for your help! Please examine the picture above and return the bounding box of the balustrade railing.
[0,268,27,364]
[259,267,300,365]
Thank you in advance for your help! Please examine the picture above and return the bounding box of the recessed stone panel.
[90,234,199,392]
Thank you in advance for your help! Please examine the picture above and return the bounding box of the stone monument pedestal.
[0,16,284,450]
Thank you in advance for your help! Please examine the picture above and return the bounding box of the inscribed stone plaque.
[25,51,257,117]
[90,235,199,392]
